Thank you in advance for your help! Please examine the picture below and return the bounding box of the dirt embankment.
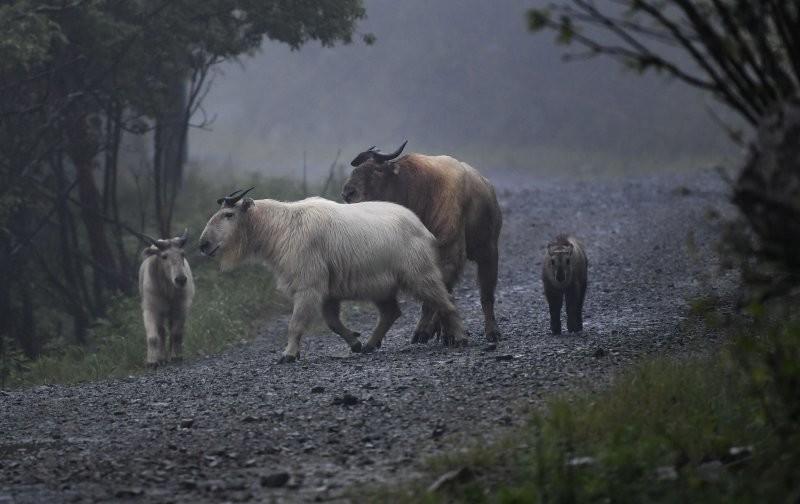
[0,168,738,503]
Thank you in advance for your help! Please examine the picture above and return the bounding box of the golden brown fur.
[343,150,503,342]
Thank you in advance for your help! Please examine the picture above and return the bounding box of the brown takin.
[342,141,503,344]
[138,229,195,367]
[541,234,588,335]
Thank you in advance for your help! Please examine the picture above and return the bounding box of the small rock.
[180,418,194,429]
[261,472,290,488]
[593,347,606,358]
[333,393,360,406]
[179,480,198,490]
[225,478,247,491]
[495,354,514,361]
[311,386,325,393]
[427,466,474,492]
[114,487,144,498]
[483,343,497,352]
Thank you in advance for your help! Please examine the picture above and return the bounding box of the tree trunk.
[66,110,119,317]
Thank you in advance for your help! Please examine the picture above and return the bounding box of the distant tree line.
[0,0,369,363]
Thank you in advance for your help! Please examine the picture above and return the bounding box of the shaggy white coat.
[199,196,467,361]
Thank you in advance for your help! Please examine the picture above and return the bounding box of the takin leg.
[363,297,402,353]
[280,290,321,364]
[412,303,437,344]
[578,275,588,331]
[565,283,582,333]
[475,244,501,342]
[143,309,166,367]
[168,307,187,363]
[321,298,362,353]
[417,245,465,344]
[410,276,468,348]
[544,284,563,335]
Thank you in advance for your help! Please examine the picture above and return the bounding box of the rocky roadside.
[0,167,739,503]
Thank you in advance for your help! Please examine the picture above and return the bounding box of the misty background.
[189,0,737,181]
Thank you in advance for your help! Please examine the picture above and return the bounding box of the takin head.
[342,140,407,203]
[546,240,575,285]
[142,228,191,288]
[198,187,256,259]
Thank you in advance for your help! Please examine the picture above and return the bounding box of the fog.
[189,0,736,180]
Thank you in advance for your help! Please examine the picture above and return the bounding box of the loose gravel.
[0,168,740,503]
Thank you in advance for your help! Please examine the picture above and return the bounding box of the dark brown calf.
[541,234,588,335]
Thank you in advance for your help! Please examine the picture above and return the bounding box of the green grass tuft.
[372,302,800,503]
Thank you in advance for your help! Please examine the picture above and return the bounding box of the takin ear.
[566,243,574,256]
[377,162,401,176]
[241,197,255,211]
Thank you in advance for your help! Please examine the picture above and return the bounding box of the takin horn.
[350,140,408,167]
[177,228,188,248]
[140,232,171,251]
[217,186,255,207]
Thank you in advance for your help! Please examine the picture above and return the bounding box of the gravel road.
[0,168,739,503]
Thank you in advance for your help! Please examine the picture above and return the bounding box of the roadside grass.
[4,169,335,388]
[369,300,800,503]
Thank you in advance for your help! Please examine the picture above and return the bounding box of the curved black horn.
[136,230,169,250]
[350,140,408,167]
[217,186,255,206]
[140,232,158,246]
[377,140,407,161]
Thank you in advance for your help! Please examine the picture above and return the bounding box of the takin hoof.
[362,343,378,354]
[350,341,363,353]
[411,330,432,344]
[485,328,501,343]
[442,334,469,347]
[278,353,299,364]
[146,362,161,370]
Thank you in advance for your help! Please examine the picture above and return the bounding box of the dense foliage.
[0,0,369,366]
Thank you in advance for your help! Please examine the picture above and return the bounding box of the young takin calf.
[139,229,195,367]
[541,234,588,335]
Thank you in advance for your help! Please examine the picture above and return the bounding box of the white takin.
[198,188,468,363]
[138,229,195,367]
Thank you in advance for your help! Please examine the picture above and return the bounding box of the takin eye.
[223,211,235,219]
[550,259,555,266]
[161,254,168,260]
[566,259,571,265]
